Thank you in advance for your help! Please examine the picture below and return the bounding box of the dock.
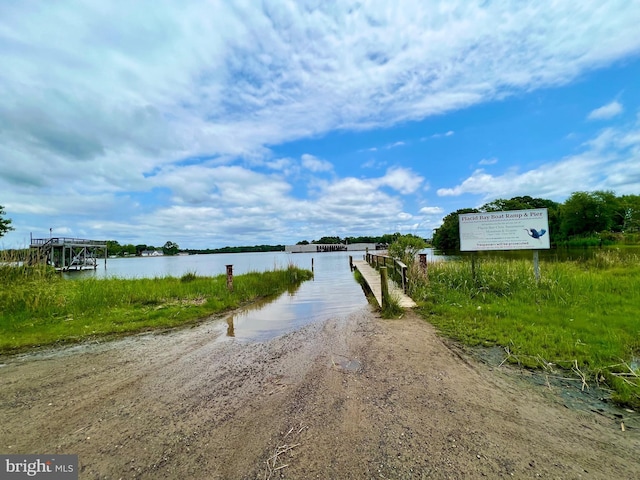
[29,237,107,271]
[352,259,417,308]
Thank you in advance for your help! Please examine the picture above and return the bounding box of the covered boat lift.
[29,236,107,271]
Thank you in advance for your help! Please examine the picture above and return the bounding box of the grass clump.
[411,249,640,408]
[353,268,404,318]
[381,294,404,319]
[0,264,313,353]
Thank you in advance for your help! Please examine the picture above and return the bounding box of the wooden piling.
[226,264,233,291]
[380,267,389,309]
[419,253,427,272]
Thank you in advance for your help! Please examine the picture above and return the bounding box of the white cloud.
[376,167,424,194]
[3,0,639,170]
[479,157,498,165]
[301,154,333,172]
[424,130,455,140]
[265,157,296,173]
[587,100,624,120]
[419,206,444,215]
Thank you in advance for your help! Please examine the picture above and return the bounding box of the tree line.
[296,233,406,245]
[432,191,640,252]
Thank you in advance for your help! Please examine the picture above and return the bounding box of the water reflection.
[223,252,368,342]
[226,316,235,337]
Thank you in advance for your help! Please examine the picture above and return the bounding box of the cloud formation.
[588,101,624,120]
[1,1,640,246]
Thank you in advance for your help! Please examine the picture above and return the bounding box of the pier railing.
[30,237,106,247]
[365,252,409,293]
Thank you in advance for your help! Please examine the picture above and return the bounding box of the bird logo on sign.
[524,228,546,240]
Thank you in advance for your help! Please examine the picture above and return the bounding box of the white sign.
[458,208,550,251]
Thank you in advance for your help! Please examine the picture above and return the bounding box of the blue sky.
[1,1,640,249]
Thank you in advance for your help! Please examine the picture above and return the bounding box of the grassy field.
[0,264,313,353]
[410,249,640,408]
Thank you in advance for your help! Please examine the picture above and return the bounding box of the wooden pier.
[29,237,107,271]
[352,258,417,308]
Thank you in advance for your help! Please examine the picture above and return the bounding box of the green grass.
[410,249,640,408]
[0,264,313,353]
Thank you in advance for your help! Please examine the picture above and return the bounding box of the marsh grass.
[411,249,640,408]
[0,264,313,353]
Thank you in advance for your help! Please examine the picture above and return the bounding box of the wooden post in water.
[380,266,389,310]
[312,257,314,273]
[349,255,353,271]
[226,264,233,291]
[533,250,540,283]
[419,254,427,273]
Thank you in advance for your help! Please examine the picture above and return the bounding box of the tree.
[135,244,148,255]
[432,208,479,252]
[106,240,122,256]
[560,191,618,238]
[618,195,640,232]
[0,205,14,238]
[313,236,341,244]
[481,196,561,242]
[388,234,427,266]
[481,195,558,212]
[162,241,179,256]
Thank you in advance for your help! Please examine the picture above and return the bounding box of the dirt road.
[1,307,639,479]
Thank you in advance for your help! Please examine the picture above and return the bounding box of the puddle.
[223,253,367,342]
[337,358,362,373]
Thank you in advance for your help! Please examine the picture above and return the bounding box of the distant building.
[285,243,381,253]
[140,250,164,257]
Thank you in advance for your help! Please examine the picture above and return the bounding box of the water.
[64,248,444,280]
[65,250,372,342]
[221,252,370,341]
[68,251,308,279]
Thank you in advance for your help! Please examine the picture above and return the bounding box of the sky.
[1,1,640,249]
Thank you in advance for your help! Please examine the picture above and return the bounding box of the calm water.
[65,248,444,279]
[65,250,385,342]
